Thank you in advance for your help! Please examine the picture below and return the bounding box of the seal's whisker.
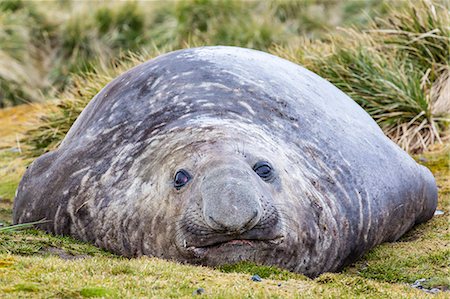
[273,209,304,230]
[193,148,203,163]
[231,143,240,154]
[173,219,212,234]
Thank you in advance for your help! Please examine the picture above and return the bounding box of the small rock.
[434,210,444,216]
[411,278,442,294]
[418,157,428,163]
[428,288,440,294]
[251,275,262,282]
[411,278,426,289]
[415,278,426,283]
[192,288,205,295]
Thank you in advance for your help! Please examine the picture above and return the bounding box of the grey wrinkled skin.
[13,46,437,277]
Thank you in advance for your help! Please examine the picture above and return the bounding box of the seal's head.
[169,128,286,264]
[135,120,314,272]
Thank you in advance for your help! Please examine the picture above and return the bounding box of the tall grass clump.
[271,0,352,39]
[274,0,449,153]
[148,0,288,50]
[271,0,402,39]
[50,2,148,89]
[156,0,398,49]
[0,0,54,107]
[0,1,152,107]
[1,0,400,108]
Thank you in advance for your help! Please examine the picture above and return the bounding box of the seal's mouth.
[185,236,285,259]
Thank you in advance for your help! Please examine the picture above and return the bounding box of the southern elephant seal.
[13,46,438,277]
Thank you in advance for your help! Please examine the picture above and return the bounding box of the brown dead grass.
[0,104,46,149]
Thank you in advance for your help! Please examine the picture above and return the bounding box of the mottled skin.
[13,46,437,277]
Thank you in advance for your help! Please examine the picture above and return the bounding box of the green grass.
[79,287,115,298]
[0,254,442,298]
[0,220,52,233]
[0,228,112,257]
[12,283,40,293]
[0,151,23,201]
[421,277,450,291]
[0,201,13,226]
[0,179,18,202]
[217,261,308,281]
[346,241,449,283]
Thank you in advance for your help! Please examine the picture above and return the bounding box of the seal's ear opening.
[174,169,192,190]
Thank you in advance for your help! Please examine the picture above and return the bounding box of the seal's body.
[13,46,437,277]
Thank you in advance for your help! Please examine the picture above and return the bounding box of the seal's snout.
[203,185,262,233]
[178,161,284,253]
[201,168,263,234]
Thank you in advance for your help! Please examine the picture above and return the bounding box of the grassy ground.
[0,104,448,298]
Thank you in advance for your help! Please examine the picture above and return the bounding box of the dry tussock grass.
[273,0,449,153]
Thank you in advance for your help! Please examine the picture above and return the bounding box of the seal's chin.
[185,236,285,259]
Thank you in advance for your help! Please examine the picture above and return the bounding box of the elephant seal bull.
[13,46,438,277]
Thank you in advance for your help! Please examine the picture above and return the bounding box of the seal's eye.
[253,161,274,181]
[174,169,191,190]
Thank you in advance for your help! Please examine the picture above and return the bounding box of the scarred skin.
[13,46,437,277]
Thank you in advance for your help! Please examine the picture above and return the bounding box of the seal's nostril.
[201,170,263,233]
[208,216,231,232]
[205,204,261,233]
[242,211,260,230]
[209,216,221,227]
